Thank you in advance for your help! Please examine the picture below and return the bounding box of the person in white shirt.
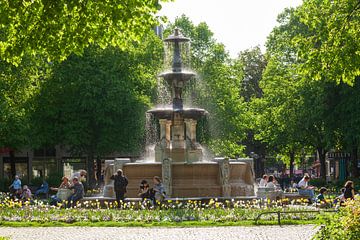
[297,174,315,202]
[266,175,276,188]
[259,175,268,187]
[266,175,283,199]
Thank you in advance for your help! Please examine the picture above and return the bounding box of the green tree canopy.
[0,0,167,64]
[294,0,360,85]
[29,32,163,184]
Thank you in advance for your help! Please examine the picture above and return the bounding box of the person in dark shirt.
[67,177,84,208]
[138,180,151,200]
[110,169,128,207]
[344,180,355,200]
[316,187,329,207]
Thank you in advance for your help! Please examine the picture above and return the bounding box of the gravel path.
[0,225,319,240]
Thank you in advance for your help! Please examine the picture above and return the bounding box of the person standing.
[9,175,22,199]
[110,169,128,207]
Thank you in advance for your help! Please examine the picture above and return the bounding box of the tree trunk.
[86,154,96,190]
[317,147,327,180]
[350,146,359,178]
[9,149,16,178]
[289,151,295,178]
[96,157,102,185]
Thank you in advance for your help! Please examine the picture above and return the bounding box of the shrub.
[314,197,360,240]
[309,178,327,188]
[0,179,11,192]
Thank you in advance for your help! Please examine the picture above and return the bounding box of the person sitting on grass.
[67,177,84,208]
[333,188,345,205]
[316,187,329,208]
[297,174,315,203]
[344,180,355,201]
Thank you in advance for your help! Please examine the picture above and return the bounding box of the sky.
[158,0,303,57]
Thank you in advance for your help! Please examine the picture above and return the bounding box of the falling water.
[156,77,171,106]
[143,113,158,162]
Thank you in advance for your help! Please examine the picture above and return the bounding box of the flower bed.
[0,192,321,225]
[313,196,360,240]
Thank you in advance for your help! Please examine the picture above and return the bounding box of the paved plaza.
[0,225,318,240]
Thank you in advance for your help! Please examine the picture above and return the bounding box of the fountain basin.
[121,161,254,198]
[148,107,207,120]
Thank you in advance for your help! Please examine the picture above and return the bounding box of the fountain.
[103,29,255,198]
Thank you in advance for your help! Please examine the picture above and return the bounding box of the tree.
[0,56,44,177]
[235,46,267,176]
[329,78,360,178]
[30,32,163,186]
[0,0,167,65]
[294,0,360,85]
[236,46,266,101]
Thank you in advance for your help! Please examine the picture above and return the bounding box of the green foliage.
[309,178,327,189]
[294,0,360,85]
[0,178,11,192]
[0,56,46,150]
[236,46,266,101]
[314,198,360,240]
[29,31,163,157]
[0,0,167,65]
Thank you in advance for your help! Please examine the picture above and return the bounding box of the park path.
[0,225,318,240]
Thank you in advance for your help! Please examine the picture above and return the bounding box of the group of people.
[8,175,32,201]
[49,169,87,207]
[110,168,166,207]
[259,173,357,205]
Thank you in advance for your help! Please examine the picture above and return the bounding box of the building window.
[34,147,56,157]
[62,158,86,178]
[32,158,57,179]
[3,157,28,181]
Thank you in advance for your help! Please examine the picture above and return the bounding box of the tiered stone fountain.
[103,29,255,198]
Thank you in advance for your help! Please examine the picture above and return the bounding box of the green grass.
[0,237,10,240]
[0,219,320,228]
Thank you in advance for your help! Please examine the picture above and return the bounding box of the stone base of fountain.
[103,158,255,198]
[155,145,203,163]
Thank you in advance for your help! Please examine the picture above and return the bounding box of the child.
[333,188,345,205]
[316,187,328,207]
